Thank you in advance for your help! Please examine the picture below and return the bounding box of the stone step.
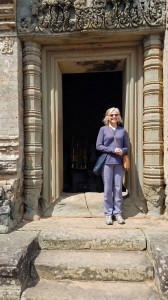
[21,279,160,300]
[38,227,146,251]
[33,250,153,282]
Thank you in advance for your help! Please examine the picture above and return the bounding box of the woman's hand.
[115,148,123,156]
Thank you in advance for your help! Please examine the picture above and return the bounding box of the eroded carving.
[76,60,121,71]
[1,37,14,54]
[0,184,18,233]
[19,0,166,33]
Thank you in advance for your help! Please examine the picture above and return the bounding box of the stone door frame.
[41,41,144,208]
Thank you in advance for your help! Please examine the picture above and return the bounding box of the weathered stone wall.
[0,36,24,232]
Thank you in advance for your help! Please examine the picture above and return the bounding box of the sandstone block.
[33,250,153,282]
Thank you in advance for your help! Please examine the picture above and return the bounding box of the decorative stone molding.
[19,0,166,34]
[1,37,14,54]
[23,42,43,221]
[143,34,164,217]
[0,0,16,30]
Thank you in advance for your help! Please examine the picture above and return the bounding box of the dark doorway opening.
[63,72,122,193]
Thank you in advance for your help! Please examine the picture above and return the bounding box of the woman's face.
[108,110,119,125]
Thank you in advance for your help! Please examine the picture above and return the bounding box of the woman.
[96,107,129,225]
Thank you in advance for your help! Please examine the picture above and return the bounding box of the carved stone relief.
[19,0,166,34]
[0,37,14,54]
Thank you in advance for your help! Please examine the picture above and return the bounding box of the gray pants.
[102,164,124,217]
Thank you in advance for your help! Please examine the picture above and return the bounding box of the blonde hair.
[103,107,122,125]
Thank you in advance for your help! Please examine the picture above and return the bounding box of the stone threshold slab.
[33,250,153,282]
[43,192,144,218]
[17,217,168,232]
[38,227,146,251]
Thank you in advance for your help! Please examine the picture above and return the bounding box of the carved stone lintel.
[143,34,165,217]
[23,42,43,221]
[19,0,166,34]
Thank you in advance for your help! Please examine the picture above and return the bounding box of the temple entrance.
[42,42,144,207]
[63,72,122,193]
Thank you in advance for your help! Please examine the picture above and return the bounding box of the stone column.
[23,42,43,221]
[143,34,164,217]
[163,29,168,220]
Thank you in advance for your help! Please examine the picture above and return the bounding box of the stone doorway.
[41,42,145,212]
[62,72,122,193]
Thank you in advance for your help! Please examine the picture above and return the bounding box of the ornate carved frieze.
[143,34,165,216]
[19,0,166,34]
[0,0,16,30]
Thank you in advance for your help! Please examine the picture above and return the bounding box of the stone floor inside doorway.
[42,192,147,219]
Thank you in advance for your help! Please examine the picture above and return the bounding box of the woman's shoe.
[115,215,125,224]
[105,216,113,225]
